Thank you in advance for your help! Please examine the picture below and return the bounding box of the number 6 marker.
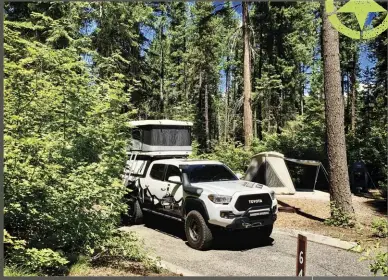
[296,234,307,276]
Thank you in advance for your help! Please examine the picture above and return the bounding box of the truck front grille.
[234,193,272,212]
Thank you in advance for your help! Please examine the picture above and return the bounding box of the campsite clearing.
[69,261,181,277]
[276,191,387,247]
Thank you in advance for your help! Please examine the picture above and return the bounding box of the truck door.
[165,165,183,206]
[144,163,168,204]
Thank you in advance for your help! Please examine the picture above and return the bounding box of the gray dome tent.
[244,152,296,194]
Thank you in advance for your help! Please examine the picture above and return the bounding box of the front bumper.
[225,206,277,230]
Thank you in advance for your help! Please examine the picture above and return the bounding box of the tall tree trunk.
[300,65,304,115]
[257,100,263,140]
[257,33,263,140]
[204,83,210,152]
[160,23,165,117]
[243,1,253,148]
[225,61,230,142]
[345,72,350,134]
[254,109,257,138]
[184,35,188,102]
[322,6,354,215]
[350,58,357,133]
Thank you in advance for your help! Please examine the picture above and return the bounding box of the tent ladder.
[128,152,138,178]
[123,152,138,186]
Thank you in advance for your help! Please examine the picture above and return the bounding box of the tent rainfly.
[244,151,328,194]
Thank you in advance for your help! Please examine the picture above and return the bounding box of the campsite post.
[296,234,307,276]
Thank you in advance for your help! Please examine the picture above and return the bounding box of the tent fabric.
[267,156,294,189]
[142,125,191,146]
[252,151,285,160]
[284,157,328,191]
[130,125,192,152]
[284,157,320,166]
[244,152,296,194]
[266,161,286,188]
[130,120,193,127]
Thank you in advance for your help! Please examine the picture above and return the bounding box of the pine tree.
[242,2,253,148]
[339,14,360,134]
[188,2,223,152]
[89,2,153,118]
[322,3,354,216]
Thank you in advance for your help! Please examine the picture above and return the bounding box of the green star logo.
[326,0,388,39]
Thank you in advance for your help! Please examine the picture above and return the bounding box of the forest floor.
[276,190,387,248]
[68,260,181,276]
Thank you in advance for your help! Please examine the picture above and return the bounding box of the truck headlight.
[208,194,232,204]
[270,190,276,200]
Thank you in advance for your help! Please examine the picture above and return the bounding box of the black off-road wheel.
[185,210,213,250]
[257,224,273,239]
[127,196,143,225]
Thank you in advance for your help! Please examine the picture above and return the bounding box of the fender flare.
[182,197,209,221]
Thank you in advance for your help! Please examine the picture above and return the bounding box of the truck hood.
[191,180,271,196]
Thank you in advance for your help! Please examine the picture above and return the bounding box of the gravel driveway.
[120,218,372,276]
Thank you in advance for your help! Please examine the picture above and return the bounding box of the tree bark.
[204,83,210,152]
[160,22,165,117]
[300,65,304,115]
[350,58,357,133]
[243,1,253,148]
[322,6,354,215]
[225,60,230,142]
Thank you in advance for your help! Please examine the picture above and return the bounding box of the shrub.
[324,202,355,228]
[191,139,268,174]
[370,251,388,276]
[4,266,38,277]
[68,255,92,276]
[360,243,388,276]
[378,181,387,199]
[4,230,68,275]
[4,21,133,264]
[91,230,161,273]
[194,141,252,173]
[371,218,388,238]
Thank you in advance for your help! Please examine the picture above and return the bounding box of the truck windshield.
[186,164,238,183]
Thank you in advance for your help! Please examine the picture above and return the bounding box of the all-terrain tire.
[258,224,273,239]
[185,210,213,250]
[128,197,143,225]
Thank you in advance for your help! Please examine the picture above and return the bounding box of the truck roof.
[129,120,193,127]
[151,158,223,166]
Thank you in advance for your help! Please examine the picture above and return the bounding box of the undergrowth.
[324,202,355,228]
[359,243,388,276]
[371,218,388,238]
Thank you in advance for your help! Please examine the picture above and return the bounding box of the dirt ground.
[69,261,181,277]
[276,190,387,247]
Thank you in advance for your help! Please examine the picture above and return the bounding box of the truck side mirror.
[236,173,243,180]
[168,176,182,184]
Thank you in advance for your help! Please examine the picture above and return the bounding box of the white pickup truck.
[125,158,278,250]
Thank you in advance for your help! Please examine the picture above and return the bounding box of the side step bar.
[142,208,184,222]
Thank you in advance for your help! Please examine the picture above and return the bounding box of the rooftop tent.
[244,152,296,194]
[129,120,193,156]
[124,120,193,186]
